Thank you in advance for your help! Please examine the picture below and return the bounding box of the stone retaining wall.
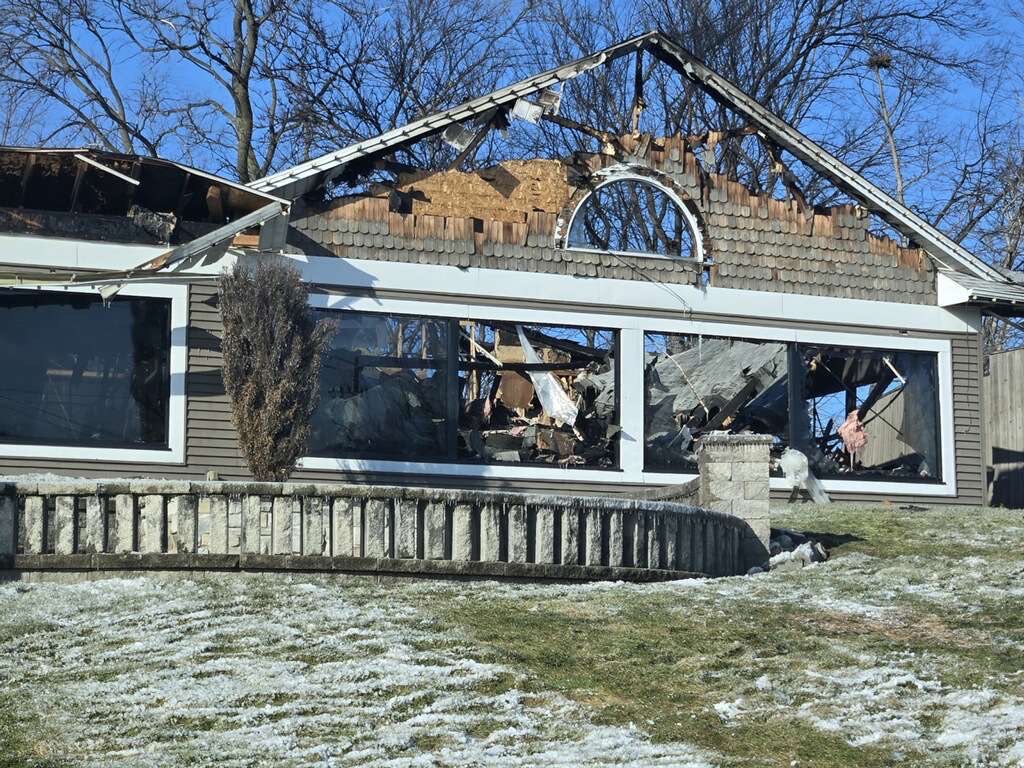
[0,436,771,582]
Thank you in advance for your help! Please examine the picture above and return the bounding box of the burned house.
[1,31,1021,505]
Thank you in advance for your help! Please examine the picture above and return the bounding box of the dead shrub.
[218,258,334,481]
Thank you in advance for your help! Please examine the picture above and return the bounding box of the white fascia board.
[0,233,166,271]
[293,254,975,335]
[0,281,187,464]
[936,272,974,307]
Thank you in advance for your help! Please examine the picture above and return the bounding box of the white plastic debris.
[516,324,579,427]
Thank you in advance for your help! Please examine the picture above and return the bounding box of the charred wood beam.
[630,50,645,134]
[761,137,809,214]
[448,108,509,170]
[18,154,35,208]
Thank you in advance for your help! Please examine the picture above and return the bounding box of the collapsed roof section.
[0,146,288,286]
[0,146,286,246]
[251,30,1005,285]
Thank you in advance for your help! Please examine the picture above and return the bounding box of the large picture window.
[0,290,171,449]
[308,311,450,461]
[644,331,942,482]
[309,309,618,468]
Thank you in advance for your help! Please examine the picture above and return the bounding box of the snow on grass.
[0,576,716,768]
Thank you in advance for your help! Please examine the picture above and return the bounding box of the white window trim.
[0,282,187,464]
[562,172,705,263]
[300,293,957,497]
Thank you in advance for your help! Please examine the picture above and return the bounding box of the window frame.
[301,292,957,497]
[640,331,946,484]
[0,282,187,464]
[562,173,705,263]
[306,302,621,470]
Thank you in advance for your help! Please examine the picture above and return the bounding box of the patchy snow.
[0,577,716,768]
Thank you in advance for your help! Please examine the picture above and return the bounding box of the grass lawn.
[1,504,1022,766]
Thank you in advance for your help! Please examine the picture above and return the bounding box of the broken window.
[567,178,698,260]
[308,310,620,469]
[0,290,170,448]
[792,344,941,481]
[643,331,943,483]
[644,333,788,471]
[308,310,451,461]
[458,321,618,467]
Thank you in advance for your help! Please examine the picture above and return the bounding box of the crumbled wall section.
[290,134,936,304]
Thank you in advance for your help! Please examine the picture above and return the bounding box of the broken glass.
[793,343,941,481]
[643,333,788,471]
[458,320,618,467]
[567,178,696,259]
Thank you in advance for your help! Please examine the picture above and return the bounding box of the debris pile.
[644,338,788,468]
[459,325,617,467]
[746,528,829,574]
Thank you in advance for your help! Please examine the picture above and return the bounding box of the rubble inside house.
[306,312,618,468]
[458,324,617,467]
[643,336,789,470]
[795,345,941,481]
[638,333,942,482]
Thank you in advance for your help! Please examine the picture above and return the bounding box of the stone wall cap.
[699,433,775,446]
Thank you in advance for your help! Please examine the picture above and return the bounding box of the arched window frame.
[562,173,705,263]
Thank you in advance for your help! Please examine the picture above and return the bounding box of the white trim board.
[0,281,187,464]
[0,233,166,271]
[302,292,958,497]
[292,253,980,335]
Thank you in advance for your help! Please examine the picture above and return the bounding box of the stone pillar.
[584,509,603,566]
[53,496,75,555]
[698,433,772,571]
[394,499,417,559]
[167,495,197,554]
[608,510,624,567]
[80,496,105,554]
[632,510,647,568]
[332,498,358,557]
[139,495,165,554]
[242,495,262,554]
[422,502,446,560]
[0,495,15,559]
[664,513,678,570]
[112,495,135,553]
[302,497,328,556]
[203,495,229,554]
[451,503,472,561]
[364,499,389,558]
[21,497,45,554]
[272,497,291,555]
[560,509,579,566]
[507,504,527,563]
[534,506,555,564]
[479,504,502,562]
